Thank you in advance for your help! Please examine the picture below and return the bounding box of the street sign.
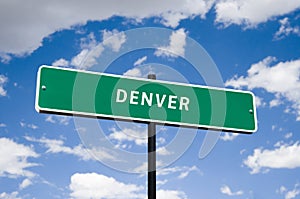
[35,66,257,133]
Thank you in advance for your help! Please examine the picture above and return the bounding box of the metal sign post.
[147,74,156,199]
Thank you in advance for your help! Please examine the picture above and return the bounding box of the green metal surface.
[35,66,257,133]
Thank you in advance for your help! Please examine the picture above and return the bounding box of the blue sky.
[1,1,300,199]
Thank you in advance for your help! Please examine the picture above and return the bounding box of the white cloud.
[0,75,8,97]
[102,29,126,52]
[19,122,26,127]
[0,53,11,64]
[0,123,6,127]
[0,0,213,61]
[286,192,300,199]
[279,186,287,194]
[28,124,38,129]
[69,173,144,199]
[71,49,89,68]
[133,162,148,173]
[24,136,92,161]
[88,147,122,162]
[240,149,246,155]
[133,162,200,179]
[0,192,20,199]
[177,166,198,179]
[274,17,300,40]
[285,132,293,139]
[269,98,282,107]
[220,132,239,141]
[157,147,173,156]
[109,126,147,146]
[157,165,200,179]
[244,141,300,174]
[134,56,147,66]
[160,0,214,28]
[80,32,98,49]
[124,68,143,77]
[45,115,70,125]
[71,47,105,70]
[215,0,300,28]
[19,178,32,190]
[255,96,266,107]
[157,189,187,199]
[1,1,299,61]
[19,122,38,129]
[0,137,39,178]
[70,29,126,70]
[108,125,167,150]
[52,58,69,67]
[69,172,188,199]
[123,65,155,78]
[45,115,56,123]
[157,137,167,145]
[220,185,243,196]
[286,189,300,199]
[133,161,168,174]
[157,179,168,186]
[161,12,191,28]
[155,28,187,57]
[225,57,300,120]
[274,141,285,148]
[279,184,300,199]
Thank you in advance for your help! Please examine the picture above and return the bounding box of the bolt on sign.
[35,66,257,133]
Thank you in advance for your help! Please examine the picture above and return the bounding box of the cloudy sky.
[1,1,300,199]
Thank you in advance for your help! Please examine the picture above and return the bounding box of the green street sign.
[35,66,257,133]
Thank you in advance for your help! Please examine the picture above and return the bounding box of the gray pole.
[147,74,156,199]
